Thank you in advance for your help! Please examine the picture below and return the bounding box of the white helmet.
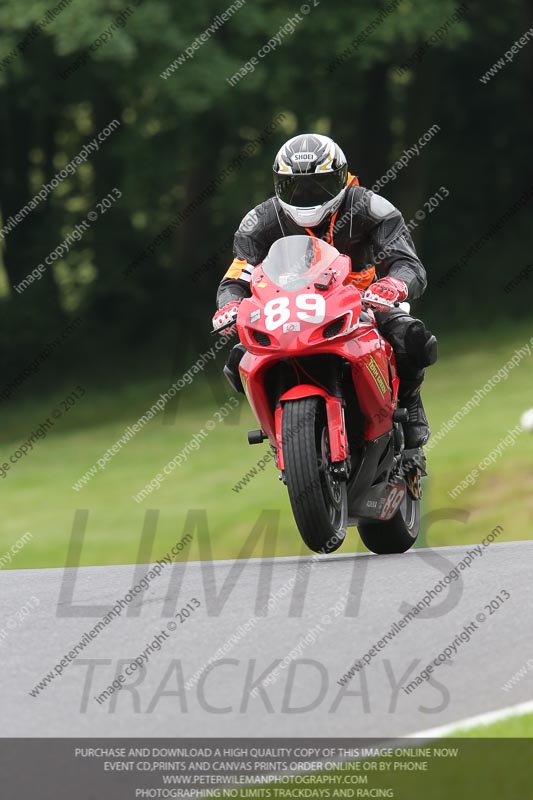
[273,133,348,227]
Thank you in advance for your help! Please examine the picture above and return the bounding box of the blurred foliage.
[0,0,532,383]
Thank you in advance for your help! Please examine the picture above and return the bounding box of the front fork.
[273,385,349,473]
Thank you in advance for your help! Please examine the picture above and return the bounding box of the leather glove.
[212,301,241,334]
[362,277,408,312]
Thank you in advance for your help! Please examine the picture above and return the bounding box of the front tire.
[357,492,420,554]
[283,397,347,554]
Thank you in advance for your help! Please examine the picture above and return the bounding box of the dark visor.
[274,167,346,208]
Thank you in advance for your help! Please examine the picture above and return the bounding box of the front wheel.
[283,397,347,554]
[357,491,420,554]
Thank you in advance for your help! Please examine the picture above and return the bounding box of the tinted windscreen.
[261,235,340,292]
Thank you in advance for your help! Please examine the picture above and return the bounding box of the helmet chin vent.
[279,190,345,228]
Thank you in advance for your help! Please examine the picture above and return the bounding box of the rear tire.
[283,397,347,554]
[357,492,420,554]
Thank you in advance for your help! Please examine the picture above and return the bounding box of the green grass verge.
[452,711,533,737]
[210,711,533,799]
[1,322,532,568]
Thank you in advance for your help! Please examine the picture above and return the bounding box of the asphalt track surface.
[2,540,532,736]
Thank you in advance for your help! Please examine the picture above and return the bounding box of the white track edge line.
[406,699,533,739]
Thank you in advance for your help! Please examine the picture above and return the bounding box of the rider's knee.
[405,320,438,368]
[376,310,437,369]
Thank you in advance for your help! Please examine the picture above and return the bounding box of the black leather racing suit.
[216,181,437,445]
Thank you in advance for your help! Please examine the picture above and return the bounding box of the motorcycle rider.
[212,133,437,449]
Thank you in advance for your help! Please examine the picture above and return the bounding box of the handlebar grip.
[360,297,398,311]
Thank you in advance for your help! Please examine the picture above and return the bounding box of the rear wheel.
[283,397,347,554]
[357,491,420,554]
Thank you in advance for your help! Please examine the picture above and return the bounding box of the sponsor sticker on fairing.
[283,321,301,333]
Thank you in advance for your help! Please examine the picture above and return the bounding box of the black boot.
[398,376,430,449]
[223,344,246,394]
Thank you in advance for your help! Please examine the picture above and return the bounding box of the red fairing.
[236,248,399,469]
[275,386,348,467]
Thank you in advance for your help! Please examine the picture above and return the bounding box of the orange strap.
[344,266,376,291]
[304,172,359,247]
[306,171,373,289]
[224,258,248,280]
[305,209,339,247]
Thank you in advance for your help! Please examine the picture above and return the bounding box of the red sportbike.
[219,236,426,555]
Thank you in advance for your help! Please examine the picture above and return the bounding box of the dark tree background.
[0,0,531,386]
